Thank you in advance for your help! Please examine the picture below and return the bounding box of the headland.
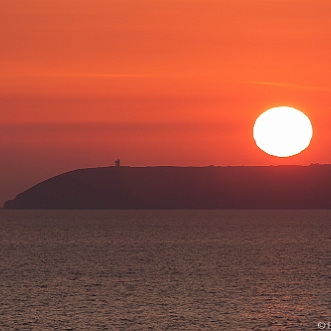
[3,164,331,209]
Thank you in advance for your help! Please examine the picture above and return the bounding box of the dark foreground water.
[0,210,330,330]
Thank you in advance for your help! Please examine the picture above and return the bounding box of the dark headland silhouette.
[4,164,331,209]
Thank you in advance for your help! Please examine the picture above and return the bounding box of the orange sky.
[1,0,331,205]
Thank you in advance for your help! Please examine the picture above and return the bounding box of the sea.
[0,210,330,330]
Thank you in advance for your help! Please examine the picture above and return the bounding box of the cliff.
[3,164,331,209]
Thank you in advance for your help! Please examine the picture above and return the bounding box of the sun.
[253,106,313,157]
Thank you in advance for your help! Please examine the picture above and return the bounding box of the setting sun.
[253,106,313,158]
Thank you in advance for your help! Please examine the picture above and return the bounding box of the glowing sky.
[1,0,331,205]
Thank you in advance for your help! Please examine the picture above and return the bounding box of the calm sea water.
[0,210,330,330]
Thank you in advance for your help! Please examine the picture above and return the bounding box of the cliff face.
[4,165,331,209]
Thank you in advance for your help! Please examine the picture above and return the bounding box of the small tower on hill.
[115,159,120,167]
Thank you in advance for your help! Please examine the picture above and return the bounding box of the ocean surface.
[0,210,330,330]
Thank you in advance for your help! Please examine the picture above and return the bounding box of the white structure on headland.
[115,159,120,167]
